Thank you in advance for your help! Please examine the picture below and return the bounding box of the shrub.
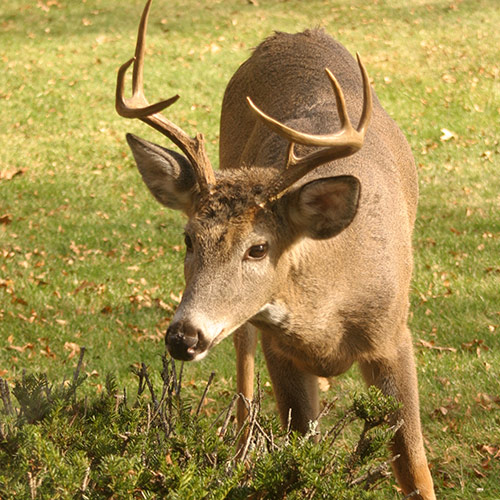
[0,351,402,499]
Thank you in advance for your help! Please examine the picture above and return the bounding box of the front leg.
[359,330,436,500]
[261,331,319,434]
[233,324,258,431]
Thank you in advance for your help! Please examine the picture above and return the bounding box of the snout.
[166,320,209,361]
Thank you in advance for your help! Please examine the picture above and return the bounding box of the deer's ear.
[287,176,360,239]
[126,133,198,214]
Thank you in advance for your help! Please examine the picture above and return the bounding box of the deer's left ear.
[286,176,360,239]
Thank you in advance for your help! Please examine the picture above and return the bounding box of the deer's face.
[169,182,285,360]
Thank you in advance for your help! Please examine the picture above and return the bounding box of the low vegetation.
[1,351,402,499]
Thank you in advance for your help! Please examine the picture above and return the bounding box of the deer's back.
[220,29,417,225]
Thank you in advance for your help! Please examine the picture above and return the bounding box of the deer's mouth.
[166,319,232,362]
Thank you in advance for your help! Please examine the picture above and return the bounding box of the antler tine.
[116,0,216,190]
[247,56,372,203]
[355,53,372,137]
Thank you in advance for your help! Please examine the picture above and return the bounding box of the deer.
[115,1,435,498]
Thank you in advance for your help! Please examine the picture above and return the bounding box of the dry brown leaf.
[478,444,500,459]
[417,339,457,352]
[461,338,489,357]
[64,342,81,360]
[101,305,113,314]
[40,345,56,359]
[7,343,34,353]
[318,377,331,392]
[0,168,27,181]
[474,393,500,411]
[473,468,487,478]
[0,214,12,225]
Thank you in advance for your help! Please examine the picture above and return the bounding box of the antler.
[247,55,372,203]
[116,0,216,191]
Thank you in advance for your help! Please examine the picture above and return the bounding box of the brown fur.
[125,26,435,500]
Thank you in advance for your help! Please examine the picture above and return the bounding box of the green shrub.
[0,351,402,499]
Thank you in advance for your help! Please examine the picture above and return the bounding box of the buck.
[116,1,435,498]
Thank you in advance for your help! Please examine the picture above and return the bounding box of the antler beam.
[116,0,216,191]
[247,55,372,203]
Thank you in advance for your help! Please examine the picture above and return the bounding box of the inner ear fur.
[126,133,198,214]
[287,175,361,240]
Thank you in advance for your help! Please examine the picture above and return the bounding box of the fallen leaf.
[7,343,34,353]
[478,444,500,459]
[417,339,457,352]
[0,214,12,225]
[318,377,330,392]
[64,342,81,360]
[442,73,457,84]
[40,344,56,358]
[462,338,489,357]
[0,168,27,181]
[440,128,456,141]
[474,468,486,478]
[474,393,500,411]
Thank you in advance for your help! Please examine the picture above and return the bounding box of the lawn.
[1,0,499,498]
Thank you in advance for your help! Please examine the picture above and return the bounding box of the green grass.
[1,0,499,498]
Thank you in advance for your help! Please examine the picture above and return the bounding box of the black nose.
[166,321,203,361]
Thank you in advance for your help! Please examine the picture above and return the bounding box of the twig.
[315,397,338,423]
[176,359,184,397]
[28,471,42,500]
[230,395,252,448]
[348,454,400,489]
[72,346,86,384]
[237,402,258,462]
[253,418,279,451]
[81,464,91,492]
[210,393,238,437]
[0,378,14,416]
[146,403,152,434]
[324,408,356,443]
[285,407,293,440]
[195,372,215,417]
[403,490,420,499]
[135,364,146,398]
[141,363,158,408]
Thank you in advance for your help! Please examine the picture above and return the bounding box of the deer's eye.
[244,243,269,261]
[184,234,193,251]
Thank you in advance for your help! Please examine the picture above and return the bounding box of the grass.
[1,0,499,497]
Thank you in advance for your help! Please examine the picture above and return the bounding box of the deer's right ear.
[126,133,198,215]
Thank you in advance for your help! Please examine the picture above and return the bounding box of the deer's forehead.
[185,219,255,262]
[185,170,280,249]
[191,173,269,227]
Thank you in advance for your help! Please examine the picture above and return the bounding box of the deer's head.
[116,0,372,361]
